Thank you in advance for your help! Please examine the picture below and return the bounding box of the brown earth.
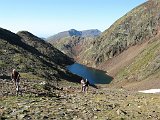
[123,72,160,91]
[98,32,160,90]
[98,40,149,77]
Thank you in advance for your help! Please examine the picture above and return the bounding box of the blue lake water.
[67,63,113,84]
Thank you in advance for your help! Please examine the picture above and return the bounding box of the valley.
[1,0,160,119]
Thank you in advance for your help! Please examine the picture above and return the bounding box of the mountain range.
[47,29,101,42]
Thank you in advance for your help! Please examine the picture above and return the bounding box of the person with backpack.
[11,69,21,96]
[85,79,89,92]
[81,79,85,92]
[81,78,89,93]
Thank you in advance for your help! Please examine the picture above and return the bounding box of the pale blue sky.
[0,0,146,37]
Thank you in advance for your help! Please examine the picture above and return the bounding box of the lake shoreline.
[67,63,113,84]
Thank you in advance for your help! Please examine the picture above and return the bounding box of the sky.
[0,0,147,38]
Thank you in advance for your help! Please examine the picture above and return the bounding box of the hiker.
[11,69,21,95]
[85,79,89,92]
[81,78,89,93]
[81,79,85,92]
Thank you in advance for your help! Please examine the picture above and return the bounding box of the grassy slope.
[113,34,160,87]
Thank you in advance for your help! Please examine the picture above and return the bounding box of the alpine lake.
[67,63,113,84]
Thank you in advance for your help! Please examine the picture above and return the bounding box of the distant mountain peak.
[69,29,77,31]
[68,29,82,36]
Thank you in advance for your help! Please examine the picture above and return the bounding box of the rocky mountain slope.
[51,36,95,59]
[47,29,101,42]
[113,33,160,88]
[0,27,81,89]
[47,29,101,58]
[47,29,101,59]
[76,1,160,86]
[1,78,160,120]
[79,1,160,65]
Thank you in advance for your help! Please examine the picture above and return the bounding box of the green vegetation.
[0,60,6,67]
[115,38,160,82]
[20,73,43,81]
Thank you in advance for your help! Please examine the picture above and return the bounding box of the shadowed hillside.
[0,28,81,89]
[17,31,74,66]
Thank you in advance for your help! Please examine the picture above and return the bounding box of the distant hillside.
[0,27,80,88]
[51,36,95,59]
[47,29,100,59]
[81,29,101,37]
[47,29,101,42]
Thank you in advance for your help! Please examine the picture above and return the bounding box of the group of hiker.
[10,68,90,96]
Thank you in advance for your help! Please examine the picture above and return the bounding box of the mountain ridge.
[47,29,101,42]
